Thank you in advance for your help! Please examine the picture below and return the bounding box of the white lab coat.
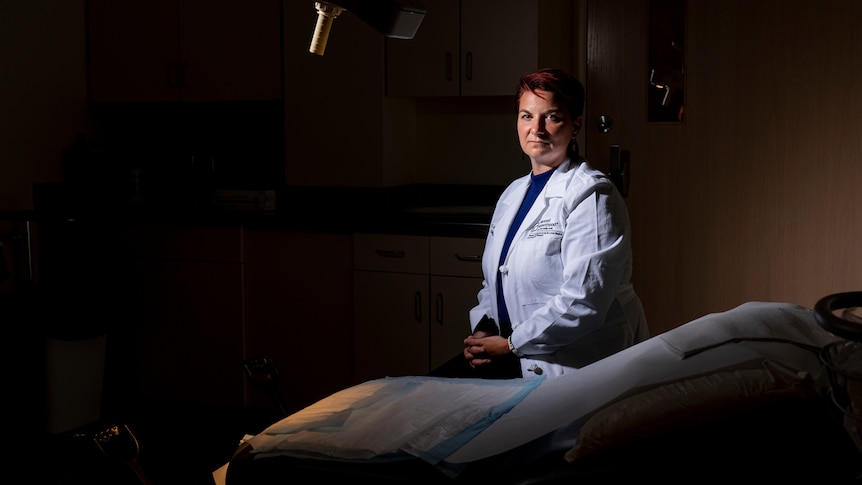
[469,159,648,378]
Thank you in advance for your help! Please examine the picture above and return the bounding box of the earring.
[569,139,580,158]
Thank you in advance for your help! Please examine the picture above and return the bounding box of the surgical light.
[309,0,426,56]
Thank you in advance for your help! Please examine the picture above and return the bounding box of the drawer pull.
[436,293,444,324]
[376,249,406,258]
[455,253,482,263]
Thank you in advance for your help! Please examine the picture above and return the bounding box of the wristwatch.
[508,335,523,357]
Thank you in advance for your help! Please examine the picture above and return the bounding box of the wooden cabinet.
[353,234,429,382]
[87,0,282,102]
[352,233,484,383]
[243,229,354,413]
[428,236,485,370]
[127,224,353,414]
[125,224,483,408]
[386,0,577,97]
[128,223,244,407]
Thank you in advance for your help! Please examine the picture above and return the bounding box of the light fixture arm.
[308,0,426,56]
[310,2,344,56]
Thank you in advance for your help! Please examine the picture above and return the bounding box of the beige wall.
[586,0,862,333]
[283,3,387,187]
[0,0,91,211]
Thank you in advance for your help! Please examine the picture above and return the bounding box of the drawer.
[430,237,485,278]
[354,233,429,273]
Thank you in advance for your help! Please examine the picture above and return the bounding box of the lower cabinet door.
[353,270,429,383]
[429,275,483,371]
[135,258,244,407]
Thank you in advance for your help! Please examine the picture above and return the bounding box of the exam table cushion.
[566,301,835,461]
[566,360,818,461]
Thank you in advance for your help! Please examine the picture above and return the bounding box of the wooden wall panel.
[587,0,862,333]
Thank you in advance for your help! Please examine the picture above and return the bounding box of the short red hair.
[517,68,585,120]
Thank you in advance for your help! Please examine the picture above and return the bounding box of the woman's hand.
[464,333,511,368]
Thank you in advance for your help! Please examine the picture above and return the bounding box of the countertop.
[13,183,504,239]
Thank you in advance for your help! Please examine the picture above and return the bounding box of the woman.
[462,68,648,379]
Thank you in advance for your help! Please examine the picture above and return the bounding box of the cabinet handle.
[375,249,406,258]
[465,52,473,81]
[181,63,190,88]
[167,63,178,88]
[435,293,443,324]
[455,253,481,263]
[445,52,453,81]
[414,291,423,322]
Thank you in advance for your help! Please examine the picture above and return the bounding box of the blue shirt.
[496,168,555,336]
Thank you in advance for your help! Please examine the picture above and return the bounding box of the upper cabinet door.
[459,0,538,97]
[87,0,282,102]
[386,0,576,97]
[386,0,460,97]
[177,0,282,102]
[87,0,180,102]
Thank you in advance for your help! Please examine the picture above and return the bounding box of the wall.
[0,0,91,211]
[675,0,862,323]
[282,3,388,187]
[409,96,527,186]
[585,0,862,333]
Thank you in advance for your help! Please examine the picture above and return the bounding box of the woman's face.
[517,89,582,174]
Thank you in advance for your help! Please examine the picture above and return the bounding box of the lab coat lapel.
[511,161,572,251]
[498,161,571,262]
[492,176,530,261]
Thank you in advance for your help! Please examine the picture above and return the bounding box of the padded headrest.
[814,291,862,341]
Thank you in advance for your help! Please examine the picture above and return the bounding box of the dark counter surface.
[20,183,503,238]
[239,184,498,238]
